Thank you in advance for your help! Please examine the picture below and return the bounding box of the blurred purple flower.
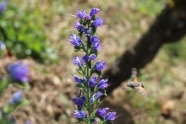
[9,90,22,105]
[85,14,91,20]
[93,17,103,27]
[0,0,6,13]
[70,34,82,46]
[74,22,84,30]
[97,78,109,90]
[105,112,117,121]
[76,9,86,19]
[90,8,100,17]
[82,54,89,65]
[96,108,109,117]
[90,36,101,50]
[94,60,106,71]
[72,90,86,108]
[90,54,96,61]
[7,61,29,83]
[90,91,103,103]
[73,56,82,67]
[88,76,98,87]
[73,110,87,119]
[73,75,86,84]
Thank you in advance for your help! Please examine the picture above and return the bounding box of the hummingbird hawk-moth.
[127,68,146,96]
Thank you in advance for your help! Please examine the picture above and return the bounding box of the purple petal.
[93,17,103,27]
[90,8,100,17]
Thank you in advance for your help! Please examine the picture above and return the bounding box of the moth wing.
[135,86,146,96]
[127,82,140,88]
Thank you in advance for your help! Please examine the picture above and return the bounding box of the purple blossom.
[90,36,101,50]
[90,54,97,61]
[84,14,91,20]
[88,76,98,87]
[73,75,86,84]
[73,110,87,119]
[97,78,109,90]
[90,91,103,103]
[73,57,82,67]
[9,90,22,105]
[0,0,6,13]
[72,96,85,108]
[76,9,86,19]
[7,61,29,83]
[82,54,89,65]
[93,17,103,27]
[70,34,82,46]
[90,8,100,17]
[74,22,90,37]
[74,22,84,30]
[96,108,109,117]
[72,90,86,108]
[94,60,106,71]
[105,112,117,121]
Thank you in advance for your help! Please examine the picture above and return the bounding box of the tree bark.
[103,1,186,94]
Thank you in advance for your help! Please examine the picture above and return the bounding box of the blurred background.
[0,0,186,124]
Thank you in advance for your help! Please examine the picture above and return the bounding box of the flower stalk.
[71,8,117,124]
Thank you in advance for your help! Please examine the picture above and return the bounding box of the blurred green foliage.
[164,37,186,62]
[0,2,57,63]
[133,0,166,16]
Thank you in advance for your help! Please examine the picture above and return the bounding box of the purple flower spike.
[73,57,82,67]
[94,60,106,71]
[96,108,109,117]
[105,112,117,121]
[9,90,22,105]
[90,36,101,50]
[70,34,82,46]
[88,76,98,87]
[90,91,103,103]
[73,110,87,119]
[98,78,109,90]
[90,8,100,17]
[7,61,29,83]
[90,54,97,61]
[0,1,6,13]
[93,17,103,27]
[76,9,86,19]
